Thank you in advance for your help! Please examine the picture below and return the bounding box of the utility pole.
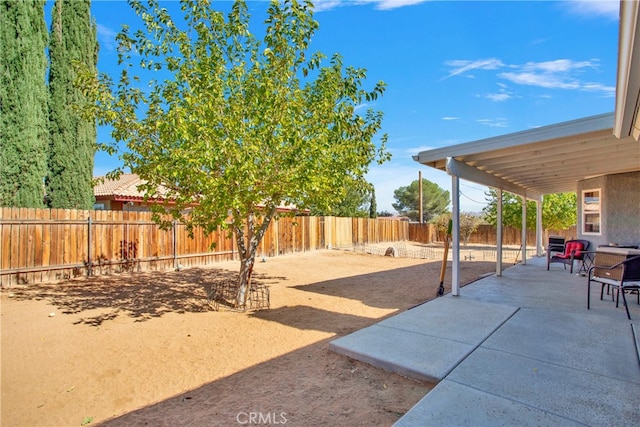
[418,171,423,223]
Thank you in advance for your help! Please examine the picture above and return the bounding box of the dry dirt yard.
[1,247,495,427]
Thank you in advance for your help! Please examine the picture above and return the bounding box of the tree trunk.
[233,207,277,309]
[236,249,256,309]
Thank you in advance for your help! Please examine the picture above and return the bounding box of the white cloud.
[521,58,597,73]
[499,59,614,95]
[561,0,619,19]
[486,83,514,102]
[442,58,505,80]
[581,82,616,96]
[441,116,459,121]
[312,1,344,12]
[371,0,429,10]
[96,23,118,52]
[499,71,580,89]
[445,57,612,96]
[486,93,511,102]
[531,36,554,45]
[476,118,508,128]
[313,0,429,12]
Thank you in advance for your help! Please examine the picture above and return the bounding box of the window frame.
[582,188,602,235]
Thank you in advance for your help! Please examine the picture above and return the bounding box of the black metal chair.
[547,236,565,255]
[587,253,640,319]
[547,239,590,274]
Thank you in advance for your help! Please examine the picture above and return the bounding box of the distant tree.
[392,178,449,222]
[369,187,377,218]
[310,179,372,218]
[432,211,482,245]
[482,190,576,230]
[377,210,393,217]
[46,0,98,209]
[0,0,49,207]
[432,212,451,235]
[459,212,482,246]
[79,0,389,307]
[540,192,578,230]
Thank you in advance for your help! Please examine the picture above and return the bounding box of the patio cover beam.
[445,158,542,200]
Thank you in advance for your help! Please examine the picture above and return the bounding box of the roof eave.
[614,0,640,140]
[413,113,615,166]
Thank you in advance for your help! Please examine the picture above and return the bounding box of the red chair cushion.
[557,241,584,259]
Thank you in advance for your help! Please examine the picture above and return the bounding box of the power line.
[460,191,487,205]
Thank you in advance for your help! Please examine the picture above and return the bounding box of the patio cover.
[413,0,640,295]
[411,112,639,200]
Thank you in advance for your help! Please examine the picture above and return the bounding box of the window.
[582,189,601,234]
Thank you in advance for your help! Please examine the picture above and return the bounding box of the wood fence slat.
[25,208,37,283]
[1,208,13,271]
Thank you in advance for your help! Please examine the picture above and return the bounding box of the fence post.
[172,220,177,269]
[87,216,92,277]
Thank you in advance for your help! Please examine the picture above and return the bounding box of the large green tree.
[392,178,449,222]
[80,0,389,307]
[0,0,49,207]
[310,179,374,218]
[482,190,577,230]
[46,0,98,209]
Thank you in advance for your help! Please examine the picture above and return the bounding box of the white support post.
[451,175,460,296]
[536,198,543,257]
[496,189,503,276]
[521,195,527,265]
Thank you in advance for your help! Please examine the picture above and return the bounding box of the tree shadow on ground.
[250,305,376,335]
[7,267,275,326]
[101,334,432,427]
[290,261,496,311]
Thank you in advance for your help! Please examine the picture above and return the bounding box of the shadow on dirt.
[290,261,496,310]
[6,267,275,326]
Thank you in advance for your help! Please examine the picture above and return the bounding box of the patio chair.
[587,253,640,319]
[547,236,565,256]
[547,239,590,274]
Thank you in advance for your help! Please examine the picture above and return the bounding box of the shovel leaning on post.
[437,219,452,297]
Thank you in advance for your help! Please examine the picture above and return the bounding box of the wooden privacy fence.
[0,208,410,286]
[408,223,577,245]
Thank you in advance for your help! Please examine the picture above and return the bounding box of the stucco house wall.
[577,171,640,247]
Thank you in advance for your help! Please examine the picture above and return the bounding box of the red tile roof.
[94,173,306,213]
[94,174,169,201]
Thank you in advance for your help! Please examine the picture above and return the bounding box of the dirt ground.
[1,246,495,427]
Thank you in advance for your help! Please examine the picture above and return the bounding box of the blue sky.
[59,0,621,213]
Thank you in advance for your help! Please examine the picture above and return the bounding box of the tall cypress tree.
[369,187,378,218]
[47,0,97,209]
[0,0,49,207]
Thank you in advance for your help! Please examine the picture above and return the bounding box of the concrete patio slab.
[329,256,640,426]
[481,307,640,382]
[328,324,475,382]
[329,298,518,382]
[394,380,584,427]
[446,347,640,426]
[377,297,518,344]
